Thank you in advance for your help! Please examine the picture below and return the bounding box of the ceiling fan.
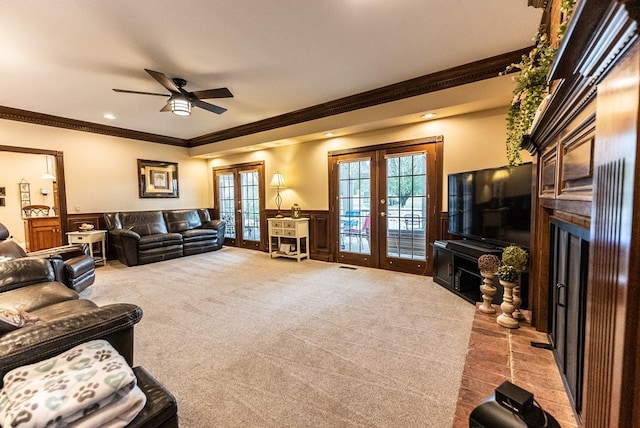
[113,69,233,116]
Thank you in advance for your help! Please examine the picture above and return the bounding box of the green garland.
[504,0,575,168]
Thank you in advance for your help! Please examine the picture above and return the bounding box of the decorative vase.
[512,285,523,321]
[478,272,497,314]
[497,279,519,329]
[291,204,301,219]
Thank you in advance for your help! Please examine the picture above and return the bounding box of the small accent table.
[268,217,310,262]
[66,230,107,266]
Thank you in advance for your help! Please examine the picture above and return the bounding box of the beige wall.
[1,105,531,243]
[0,120,210,244]
[210,107,532,211]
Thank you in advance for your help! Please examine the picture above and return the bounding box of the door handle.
[556,283,565,308]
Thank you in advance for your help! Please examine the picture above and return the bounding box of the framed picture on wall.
[138,159,179,198]
[0,187,5,196]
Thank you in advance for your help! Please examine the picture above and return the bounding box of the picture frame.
[0,187,5,197]
[138,159,179,198]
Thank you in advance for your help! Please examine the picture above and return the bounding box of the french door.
[213,162,265,250]
[330,139,442,275]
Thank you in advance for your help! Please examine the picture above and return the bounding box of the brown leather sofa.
[0,222,96,292]
[0,257,179,426]
[0,257,142,385]
[104,209,226,266]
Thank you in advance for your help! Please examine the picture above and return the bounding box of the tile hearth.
[453,304,579,427]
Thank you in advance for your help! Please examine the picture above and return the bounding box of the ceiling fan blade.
[160,102,172,112]
[113,89,170,97]
[193,99,227,114]
[145,69,180,93]
[191,88,233,99]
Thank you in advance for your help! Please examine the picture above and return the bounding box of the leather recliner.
[0,222,96,292]
[0,257,143,386]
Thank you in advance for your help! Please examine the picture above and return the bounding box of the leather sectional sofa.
[0,257,142,384]
[104,208,226,266]
[0,257,179,426]
[0,222,96,292]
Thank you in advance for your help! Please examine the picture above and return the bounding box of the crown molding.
[188,47,532,147]
[0,106,188,147]
[0,47,532,149]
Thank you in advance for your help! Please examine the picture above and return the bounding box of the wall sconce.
[170,95,191,116]
[269,172,286,218]
[41,155,56,180]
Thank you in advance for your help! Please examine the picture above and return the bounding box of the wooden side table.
[268,217,310,262]
[66,230,107,266]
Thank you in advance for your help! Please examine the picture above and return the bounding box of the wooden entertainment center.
[432,240,528,307]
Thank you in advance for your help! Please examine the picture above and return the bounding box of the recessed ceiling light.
[324,132,335,137]
[103,113,116,120]
[421,112,436,120]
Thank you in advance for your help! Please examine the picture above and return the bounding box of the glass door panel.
[385,152,427,261]
[217,172,236,240]
[240,170,260,242]
[214,163,265,250]
[338,159,371,255]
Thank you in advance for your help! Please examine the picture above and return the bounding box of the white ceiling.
[0,1,542,153]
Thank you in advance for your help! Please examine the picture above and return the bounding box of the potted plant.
[497,246,529,328]
[504,0,575,168]
[501,245,529,274]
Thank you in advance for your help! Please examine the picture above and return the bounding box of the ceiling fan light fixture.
[170,96,191,116]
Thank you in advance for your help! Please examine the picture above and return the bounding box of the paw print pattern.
[45,415,63,427]
[94,349,112,362]
[82,402,100,417]
[11,403,38,427]
[12,388,39,408]
[102,361,123,373]
[43,370,65,379]
[73,383,99,403]
[65,349,83,361]
[44,378,70,393]
[6,371,30,384]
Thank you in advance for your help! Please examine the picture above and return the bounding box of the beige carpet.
[82,247,475,427]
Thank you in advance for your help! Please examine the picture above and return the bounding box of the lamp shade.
[41,155,56,180]
[269,172,286,188]
[170,95,191,116]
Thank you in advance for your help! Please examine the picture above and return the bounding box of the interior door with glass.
[380,147,434,274]
[335,152,379,268]
[332,141,440,275]
[214,163,265,250]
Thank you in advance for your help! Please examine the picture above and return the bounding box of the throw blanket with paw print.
[0,340,146,428]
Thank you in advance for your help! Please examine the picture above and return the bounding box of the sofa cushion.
[0,240,27,260]
[180,228,217,243]
[138,233,183,250]
[1,282,79,313]
[164,209,203,233]
[120,211,168,236]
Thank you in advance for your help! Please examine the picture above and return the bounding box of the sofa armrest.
[201,219,226,230]
[0,258,54,293]
[108,229,141,266]
[109,228,141,240]
[201,219,226,248]
[0,303,143,385]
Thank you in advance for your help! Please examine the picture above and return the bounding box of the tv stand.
[432,240,528,306]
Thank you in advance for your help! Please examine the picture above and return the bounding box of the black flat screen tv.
[447,162,532,249]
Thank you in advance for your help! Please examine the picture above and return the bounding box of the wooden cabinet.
[24,216,62,252]
[549,218,589,413]
[432,241,453,290]
[268,218,309,262]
